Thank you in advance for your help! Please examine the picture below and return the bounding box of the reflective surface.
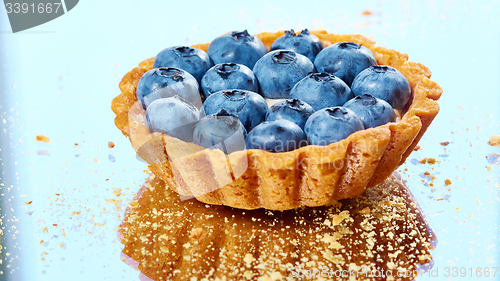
[1,1,499,280]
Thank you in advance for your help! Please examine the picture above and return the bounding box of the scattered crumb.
[488,135,500,147]
[190,228,203,239]
[359,207,370,215]
[486,153,500,165]
[440,141,450,146]
[244,254,255,266]
[108,141,115,148]
[361,10,373,16]
[444,179,452,186]
[36,135,51,143]
[413,145,421,151]
[25,200,32,204]
[37,150,51,156]
[129,200,139,208]
[118,174,436,280]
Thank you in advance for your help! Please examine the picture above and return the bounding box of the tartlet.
[111,30,442,210]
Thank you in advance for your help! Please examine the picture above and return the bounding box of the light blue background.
[1,0,499,280]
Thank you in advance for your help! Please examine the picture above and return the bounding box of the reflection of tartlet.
[112,30,442,210]
[119,173,436,281]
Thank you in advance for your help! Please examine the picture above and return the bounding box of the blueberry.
[208,30,268,69]
[304,107,364,145]
[153,46,213,83]
[245,120,307,153]
[253,50,315,99]
[270,29,324,62]
[202,89,268,132]
[200,63,258,99]
[266,99,315,130]
[136,67,202,109]
[314,42,377,86]
[351,65,411,110]
[290,72,353,111]
[145,96,200,142]
[193,109,247,154]
[343,94,396,128]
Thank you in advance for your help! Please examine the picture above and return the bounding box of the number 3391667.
[5,3,62,14]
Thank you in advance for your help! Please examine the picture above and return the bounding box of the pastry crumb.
[488,135,500,147]
[444,179,452,186]
[108,141,115,148]
[36,150,51,156]
[419,157,439,165]
[190,228,203,239]
[440,141,449,146]
[118,175,436,280]
[105,199,122,211]
[359,207,371,214]
[36,135,51,143]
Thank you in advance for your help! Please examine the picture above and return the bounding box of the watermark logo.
[4,0,78,33]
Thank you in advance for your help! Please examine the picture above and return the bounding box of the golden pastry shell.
[111,30,442,210]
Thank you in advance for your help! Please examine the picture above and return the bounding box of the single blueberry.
[145,96,200,142]
[290,72,353,111]
[136,67,202,109]
[266,99,315,130]
[270,29,324,62]
[253,50,315,99]
[245,119,307,153]
[208,30,268,69]
[351,65,411,110]
[202,89,268,132]
[153,46,213,83]
[304,107,364,145]
[314,42,377,86]
[200,63,258,98]
[193,109,247,154]
[343,94,396,128]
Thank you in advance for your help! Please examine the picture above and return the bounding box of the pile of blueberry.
[137,29,411,154]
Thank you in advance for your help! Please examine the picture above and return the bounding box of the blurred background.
[0,0,499,280]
